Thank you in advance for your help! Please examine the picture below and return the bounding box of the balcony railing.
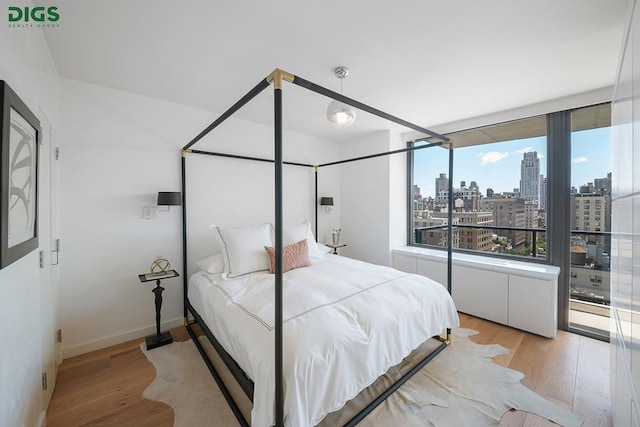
[413,223,547,258]
[414,224,610,262]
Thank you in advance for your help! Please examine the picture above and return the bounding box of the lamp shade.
[320,197,334,206]
[326,100,357,128]
[157,192,182,206]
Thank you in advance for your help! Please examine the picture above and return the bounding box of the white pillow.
[315,243,333,256]
[216,223,273,278]
[195,254,224,273]
[303,222,324,259]
[272,220,323,259]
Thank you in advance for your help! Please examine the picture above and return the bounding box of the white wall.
[0,22,60,427]
[59,79,341,357]
[339,130,408,266]
[340,131,393,266]
[388,131,408,252]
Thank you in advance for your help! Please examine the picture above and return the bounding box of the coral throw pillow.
[264,239,311,273]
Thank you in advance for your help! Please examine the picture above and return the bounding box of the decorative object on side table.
[331,228,341,245]
[138,258,179,350]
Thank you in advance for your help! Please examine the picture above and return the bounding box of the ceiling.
[43,0,628,143]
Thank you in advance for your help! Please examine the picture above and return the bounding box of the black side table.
[138,269,179,350]
[326,243,347,255]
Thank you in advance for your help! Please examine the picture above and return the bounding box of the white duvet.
[188,254,459,426]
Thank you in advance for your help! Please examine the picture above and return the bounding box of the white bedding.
[188,254,459,427]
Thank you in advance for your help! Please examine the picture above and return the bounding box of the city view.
[412,120,612,336]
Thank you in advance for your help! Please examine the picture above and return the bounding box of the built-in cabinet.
[453,265,509,325]
[393,247,559,338]
[611,1,639,424]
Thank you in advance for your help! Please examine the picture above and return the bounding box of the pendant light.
[326,66,357,128]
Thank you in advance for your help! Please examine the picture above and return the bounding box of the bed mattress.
[188,254,459,426]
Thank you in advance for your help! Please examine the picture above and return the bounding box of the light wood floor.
[46,313,612,426]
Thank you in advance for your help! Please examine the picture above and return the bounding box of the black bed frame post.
[181,152,188,322]
[447,147,453,294]
[273,70,285,427]
[314,166,318,239]
[181,68,455,427]
[446,147,454,340]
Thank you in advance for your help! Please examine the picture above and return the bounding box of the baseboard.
[37,410,46,427]
[61,317,184,359]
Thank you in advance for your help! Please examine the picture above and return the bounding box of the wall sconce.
[320,197,334,214]
[157,192,182,212]
[143,192,182,219]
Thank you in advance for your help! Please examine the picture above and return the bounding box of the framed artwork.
[0,81,40,269]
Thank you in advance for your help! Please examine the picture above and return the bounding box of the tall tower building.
[520,152,540,207]
[435,173,449,195]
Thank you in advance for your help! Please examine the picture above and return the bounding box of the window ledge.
[393,246,560,280]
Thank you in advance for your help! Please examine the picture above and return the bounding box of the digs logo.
[8,6,60,28]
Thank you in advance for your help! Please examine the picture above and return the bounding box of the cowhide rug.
[141,328,583,426]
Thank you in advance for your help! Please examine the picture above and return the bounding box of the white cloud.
[573,156,588,164]
[515,147,534,154]
[479,151,509,165]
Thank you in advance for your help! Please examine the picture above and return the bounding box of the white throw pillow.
[216,223,273,278]
[195,254,225,274]
[315,243,333,256]
[272,220,323,259]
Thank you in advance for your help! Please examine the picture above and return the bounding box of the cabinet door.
[452,265,508,324]
[508,275,556,338]
[417,259,448,289]
[393,254,417,273]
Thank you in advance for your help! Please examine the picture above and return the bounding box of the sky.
[414,126,611,199]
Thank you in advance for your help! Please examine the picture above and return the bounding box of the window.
[410,115,547,260]
[409,102,611,342]
[590,275,603,284]
[569,103,611,340]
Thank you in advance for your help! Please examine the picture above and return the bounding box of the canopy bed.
[180,68,457,427]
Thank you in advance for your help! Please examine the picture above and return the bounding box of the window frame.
[407,115,551,265]
[406,102,611,340]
